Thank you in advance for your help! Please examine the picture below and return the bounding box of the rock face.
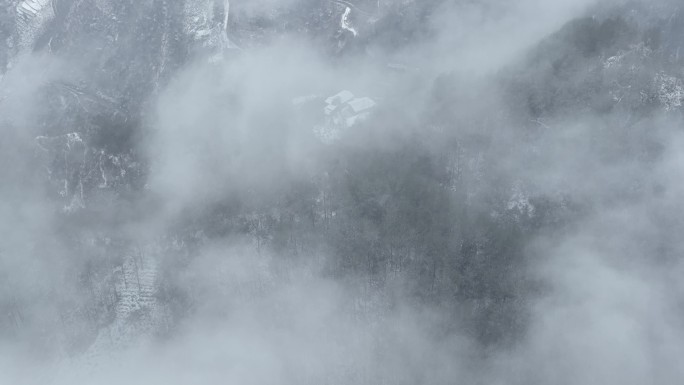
[15,0,54,49]
[0,0,401,360]
[2,0,684,383]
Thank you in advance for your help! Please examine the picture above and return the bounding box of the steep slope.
[2,0,684,383]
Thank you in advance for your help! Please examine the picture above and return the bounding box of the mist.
[2,0,684,383]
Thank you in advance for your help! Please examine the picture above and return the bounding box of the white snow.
[341,7,358,37]
[223,0,230,33]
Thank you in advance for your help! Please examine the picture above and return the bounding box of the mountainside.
[2,0,684,384]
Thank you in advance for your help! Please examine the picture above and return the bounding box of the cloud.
[6,0,684,384]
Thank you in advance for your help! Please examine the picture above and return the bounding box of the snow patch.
[341,7,358,37]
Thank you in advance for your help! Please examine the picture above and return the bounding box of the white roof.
[325,90,354,105]
[347,97,376,113]
[324,104,338,115]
